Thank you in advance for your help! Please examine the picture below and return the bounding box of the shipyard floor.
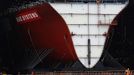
[2,70,132,75]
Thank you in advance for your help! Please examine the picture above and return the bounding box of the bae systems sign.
[16,11,40,23]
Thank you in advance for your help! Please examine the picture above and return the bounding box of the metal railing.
[53,0,128,3]
[1,70,133,75]
[32,70,132,75]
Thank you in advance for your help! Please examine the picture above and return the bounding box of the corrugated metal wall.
[50,3,127,68]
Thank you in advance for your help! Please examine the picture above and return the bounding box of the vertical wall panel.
[51,3,127,68]
[61,15,88,24]
[68,25,88,34]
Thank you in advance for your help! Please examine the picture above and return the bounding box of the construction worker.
[96,0,101,4]
[2,71,7,75]
[32,71,35,75]
[125,68,132,75]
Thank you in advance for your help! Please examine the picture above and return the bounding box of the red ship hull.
[15,3,78,69]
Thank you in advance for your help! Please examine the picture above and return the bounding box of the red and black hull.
[0,3,78,72]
